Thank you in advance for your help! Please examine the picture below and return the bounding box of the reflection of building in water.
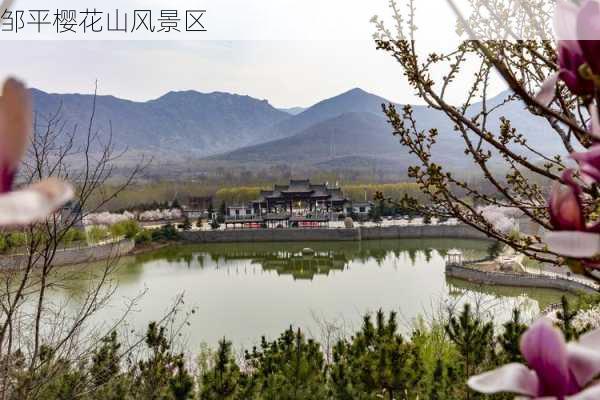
[131,239,491,281]
[251,250,350,280]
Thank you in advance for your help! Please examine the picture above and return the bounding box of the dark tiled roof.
[309,184,329,197]
[351,202,374,207]
[254,179,347,202]
[327,188,346,202]
[284,179,312,193]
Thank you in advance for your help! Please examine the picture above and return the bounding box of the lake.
[51,238,566,353]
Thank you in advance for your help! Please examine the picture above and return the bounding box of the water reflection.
[52,239,566,349]
[117,239,492,281]
[446,277,571,312]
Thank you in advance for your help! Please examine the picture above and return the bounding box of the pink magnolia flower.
[571,145,600,184]
[536,0,600,104]
[545,170,600,258]
[468,318,600,399]
[548,170,585,232]
[559,41,595,96]
[575,0,600,76]
[0,78,73,226]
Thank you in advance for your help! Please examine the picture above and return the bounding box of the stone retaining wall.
[0,239,135,269]
[446,264,597,294]
[181,224,489,244]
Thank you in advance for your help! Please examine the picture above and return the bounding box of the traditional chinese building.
[252,179,347,215]
[182,196,214,219]
[224,179,348,229]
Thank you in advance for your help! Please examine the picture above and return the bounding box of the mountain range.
[30,86,566,177]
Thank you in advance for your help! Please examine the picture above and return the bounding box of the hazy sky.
[0,0,506,108]
[0,40,418,108]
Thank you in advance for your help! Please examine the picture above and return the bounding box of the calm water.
[52,239,566,352]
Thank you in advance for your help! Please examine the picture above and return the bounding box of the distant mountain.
[279,107,307,115]
[29,85,571,177]
[252,88,393,143]
[31,89,289,157]
[211,89,568,171]
[219,112,398,163]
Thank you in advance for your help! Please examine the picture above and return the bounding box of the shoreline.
[0,225,489,270]
[445,263,598,295]
[180,224,490,244]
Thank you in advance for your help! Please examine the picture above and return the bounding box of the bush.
[331,310,424,398]
[134,229,153,245]
[6,232,27,249]
[4,300,593,400]
[109,220,141,240]
[62,228,87,246]
[344,217,354,229]
[151,224,179,242]
[87,226,108,244]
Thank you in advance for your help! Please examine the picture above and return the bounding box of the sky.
[0,0,507,108]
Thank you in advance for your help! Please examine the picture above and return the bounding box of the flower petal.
[568,384,600,399]
[567,342,600,387]
[555,0,580,41]
[520,318,571,396]
[577,1,600,74]
[535,73,558,106]
[578,328,600,350]
[548,171,584,231]
[0,1,13,17]
[589,104,600,140]
[0,178,74,226]
[0,78,31,172]
[467,363,539,396]
[572,145,600,165]
[545,231,600,258]
[580,164,600,185]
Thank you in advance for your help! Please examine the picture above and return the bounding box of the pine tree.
[133,322,195,400]
[199,339,242,400]
[243,327,329,400]
[428,359,450,400]
[208,202,215,221]
[330,310,424,400]
[218,201,227,224]
[444,304,493,399]
[556,296,590,340]
[498,309,527,363]
[90,331,121,387]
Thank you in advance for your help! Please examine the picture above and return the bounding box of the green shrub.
[62,228,86,246]
[135,229,153,245]
[87,226,108,244]
[0,234,7,253]
[5,300,595,400]
[150,224,179,242]
[109,220,141,240]
[6,232,27,249]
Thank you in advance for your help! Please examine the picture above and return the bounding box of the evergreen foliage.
[5,300,598,399]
